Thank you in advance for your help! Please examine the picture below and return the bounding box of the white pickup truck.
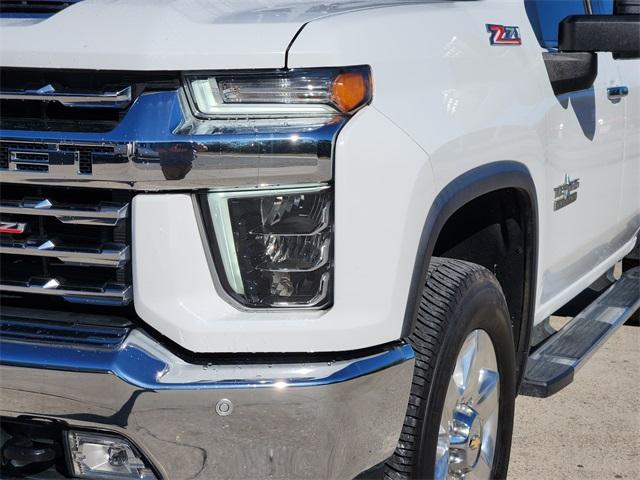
[0,1,638,479]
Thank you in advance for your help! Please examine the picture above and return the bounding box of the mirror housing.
[615,0,640,15]
[559,15,640,57]
[542,52,597,96]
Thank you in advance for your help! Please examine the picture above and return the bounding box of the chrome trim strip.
[0,91,344,190]
[0,198,129,226]
[0,238,130,267]
[0,326,414,389]
[0,278,132,305]
[0,85,132,107]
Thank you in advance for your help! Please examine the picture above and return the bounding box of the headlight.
[200,186,333,309]
[185,66,372,119]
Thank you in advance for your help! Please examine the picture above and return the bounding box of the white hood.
[0,0,425,71]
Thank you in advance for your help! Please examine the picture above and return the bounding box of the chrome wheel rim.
[434,329,500,480]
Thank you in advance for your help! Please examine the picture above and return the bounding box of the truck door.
[525,0,626,315]
[605,0,640,238]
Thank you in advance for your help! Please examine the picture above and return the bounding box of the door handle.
[607,86,629,101]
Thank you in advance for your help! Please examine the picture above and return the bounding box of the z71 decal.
[486,24,522,45]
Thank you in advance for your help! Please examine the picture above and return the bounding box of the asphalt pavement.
[510,321,640,479]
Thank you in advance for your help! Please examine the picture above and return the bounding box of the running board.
[521,267,640,398]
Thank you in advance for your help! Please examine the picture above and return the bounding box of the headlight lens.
[186,66,372,119]
[201,186,333,308]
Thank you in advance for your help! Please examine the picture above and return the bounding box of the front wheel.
[385,258,517,480]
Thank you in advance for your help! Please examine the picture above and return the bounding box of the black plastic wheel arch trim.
[401,161,539,386]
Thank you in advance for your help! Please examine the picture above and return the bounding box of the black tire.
[384,258,517,480]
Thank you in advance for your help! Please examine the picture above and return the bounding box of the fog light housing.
[201,185,333,308]
[66,431,156,479]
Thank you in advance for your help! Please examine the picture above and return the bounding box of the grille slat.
[0,184,132,307]
[0,306,130,350]
[0,278,132,306]
[1,323,126,346]
[14,163,48,172]
[0,197,129,226]
[0,237,130,267]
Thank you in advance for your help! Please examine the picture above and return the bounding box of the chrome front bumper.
[0,326,414,479]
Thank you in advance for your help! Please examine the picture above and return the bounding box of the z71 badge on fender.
[486,24,522,45]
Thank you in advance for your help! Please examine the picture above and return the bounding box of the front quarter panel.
[133,106,434,353]
[288,0,549,321]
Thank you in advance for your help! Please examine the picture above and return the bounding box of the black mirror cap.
[615,0,640,15]
[543,52,598,96]
[559,15,640,57]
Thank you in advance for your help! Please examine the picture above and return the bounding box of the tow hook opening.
[1,417,66,478]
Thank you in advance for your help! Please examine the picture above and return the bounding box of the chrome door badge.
[554,175,580,211]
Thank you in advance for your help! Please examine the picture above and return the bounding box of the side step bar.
[521,267,640,398]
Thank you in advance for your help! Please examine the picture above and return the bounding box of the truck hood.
[0,0,423,71]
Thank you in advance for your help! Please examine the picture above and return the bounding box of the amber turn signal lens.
[331,71,370,113]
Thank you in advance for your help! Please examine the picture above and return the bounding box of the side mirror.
[542,52,597,96]
[558,15,640,57]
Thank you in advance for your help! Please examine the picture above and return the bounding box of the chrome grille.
[0,69,180,133]
[0,184,132,307]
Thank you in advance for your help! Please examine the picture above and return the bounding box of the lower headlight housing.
[200,186,333,309]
